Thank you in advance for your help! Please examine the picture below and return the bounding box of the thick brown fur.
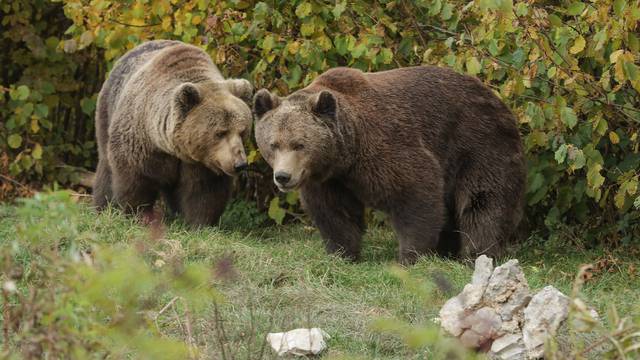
[94,40,253,226]
[254,66,525,263]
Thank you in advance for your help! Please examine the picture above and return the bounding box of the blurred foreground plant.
[1,191,220,359]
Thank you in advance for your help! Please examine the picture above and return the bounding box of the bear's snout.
[234,161,248,172]
[274,171,292,186]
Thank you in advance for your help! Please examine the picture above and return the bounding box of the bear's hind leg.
[93,159,113,210]
[455,156,525,259]
[111,169,158,216]
[173,162,231,226]
[388,191,446,265]
[300,180,365,261]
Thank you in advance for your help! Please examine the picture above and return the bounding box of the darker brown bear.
[253,66,525,263]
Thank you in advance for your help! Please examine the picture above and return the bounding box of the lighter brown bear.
[253,66,526,263]
[93,40,253,225]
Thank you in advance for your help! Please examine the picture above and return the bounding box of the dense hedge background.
[1,0,639,243]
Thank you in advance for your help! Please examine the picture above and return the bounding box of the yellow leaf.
[609,131,620,144]
[609,49,624,64]
[31,118,40,133]
[32,143,43,160]
[129,18,146,26]
[614,190,626,208]
[192,15,202,25]
[569,35,586,54]
[162,16,172,31]
[288,41,300,55]
[614,61,626,82]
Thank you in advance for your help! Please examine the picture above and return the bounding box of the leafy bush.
[1,0,638,240]
[0,191,219,358]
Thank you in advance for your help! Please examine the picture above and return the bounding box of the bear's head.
[253,88,347,192]
[171,79,253,176]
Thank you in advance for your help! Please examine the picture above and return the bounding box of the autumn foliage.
[1,0,639,241]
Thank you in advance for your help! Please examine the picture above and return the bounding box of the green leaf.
[17,85,30,100]
[555,144,568,164]
[332,1,346,19]
[262,34,275,52]
[515,2,528,16]
[41,82,55,95]
[628,33,639,52]
[465,57,481,75]
[525,102,545,129]
[8,134,22,149]
[587,164,605,189]
[428,0,442,16]
[570,148,586,170]
[569,35,585,54]
[300,21,314,36]
[548,14,562,26]
[379,48,393,64]
[268,197,286,225]
[566,2,585,16]
[285,191,299,205]
[79,30,94,49]
[295,2,312,18]
[561,106,578,129]
[529,172,545,192]
[351,43,367,58]
[441,3,453,20]
[35,104,49,118]
[81,98,96,116]
[622,61,638,81]
[613,0,626,16]
[488,39,500,56]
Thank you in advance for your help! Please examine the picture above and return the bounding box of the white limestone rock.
[490,333,527,360]
[523,286,570,359]
[438,255,494,337]
[266,328,330,356]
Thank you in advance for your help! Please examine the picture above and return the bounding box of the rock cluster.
[438,256,572,359]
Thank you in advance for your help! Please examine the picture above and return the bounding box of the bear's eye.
[291,143,304,151]
[270,143,279,150]
[215,130,228,139]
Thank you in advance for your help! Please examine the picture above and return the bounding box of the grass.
[1,199,639,359]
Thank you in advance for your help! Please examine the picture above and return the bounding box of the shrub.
[1,0,638,240]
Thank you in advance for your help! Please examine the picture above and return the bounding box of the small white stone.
[2,280,17,293]
[266,328,330,356]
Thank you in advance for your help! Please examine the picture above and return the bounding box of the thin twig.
[181,298,196,358]
[0,174,31,191]
[154,296,180,336]
[2,288,10,351]
[579,326,635,356]
[109,19,161,28]
[213,302,229,360]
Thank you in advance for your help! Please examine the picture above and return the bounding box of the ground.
[0,199,638,359]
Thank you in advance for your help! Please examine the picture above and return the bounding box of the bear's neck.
[147,105,178,156]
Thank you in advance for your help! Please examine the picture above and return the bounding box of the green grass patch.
[1,196,638,359]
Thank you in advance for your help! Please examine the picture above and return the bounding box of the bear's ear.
[174,83,201,117]
[253,89,280,119]
[311,91,337,119]
[223,79,253,104]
